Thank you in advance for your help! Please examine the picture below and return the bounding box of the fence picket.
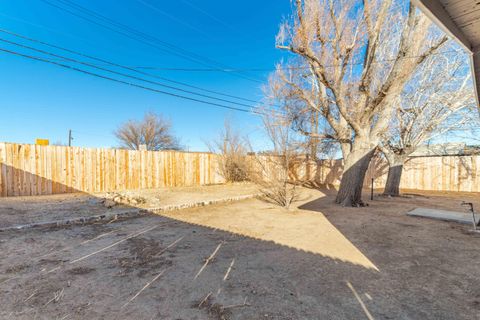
[1,142,480,197]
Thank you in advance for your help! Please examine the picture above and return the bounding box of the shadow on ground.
[1,168,480,319]
[298,187,480,320]
[0,208,403,320]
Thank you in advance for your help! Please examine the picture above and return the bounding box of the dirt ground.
[1,187,479,319]
[0,183,257,228]
[111,183,258,210]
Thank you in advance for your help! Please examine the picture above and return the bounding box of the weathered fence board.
[2,142,480,197]
[0,143,224,197]
[306,156,480,193]
[285,155,480,193]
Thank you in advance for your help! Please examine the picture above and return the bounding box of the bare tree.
[52,141,67,146]
[250,112,303,209]
[114,112,181,151]
[274,0,447,206]
[380,52,477,196]
[248,79,307,209]
[289,98,342,160]
[207,120,249,182]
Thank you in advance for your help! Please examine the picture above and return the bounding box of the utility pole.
[68,129,73,147]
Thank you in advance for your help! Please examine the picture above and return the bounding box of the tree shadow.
[0,164,376,271]
[288,158,342,191]
[1,167,477,319]
[365,155,389,189]
[289,155,390,194]
[0,209,392,320]
[295,187,480,319]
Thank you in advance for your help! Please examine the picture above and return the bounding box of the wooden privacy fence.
[1,142,480,197]
[290,155,480,193]
[0,143,223,197]
[367,156,480,192]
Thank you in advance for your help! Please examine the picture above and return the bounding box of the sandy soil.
[0,188,479,319]
[0,193,131,228]
[0,183,258,228]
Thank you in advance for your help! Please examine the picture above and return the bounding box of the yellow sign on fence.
[35,139,49,146]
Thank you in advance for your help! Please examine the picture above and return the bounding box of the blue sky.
[0,0,292,150]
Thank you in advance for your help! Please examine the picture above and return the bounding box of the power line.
[123,49,463,73]
[58,0,260,82]
[0,12,92,45]
[0,28,261,104]
[2,46,288,118]
[0,47,256,114]
[0,36,260,109]
[56,0,220,66]
[179,0,241,35]
[27,49,460,75]
[39,0,262,83]
[134,0,214,40]
[38,0,212,67]
[34,0,465,80]
[0,28,282,107]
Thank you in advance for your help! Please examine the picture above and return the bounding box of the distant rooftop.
[410,142,480,157]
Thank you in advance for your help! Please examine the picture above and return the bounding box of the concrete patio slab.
[407,207,474,225]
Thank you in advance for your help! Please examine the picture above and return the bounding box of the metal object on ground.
[461,201,480,232]
[371,178,374,201]
[408,208,472,224]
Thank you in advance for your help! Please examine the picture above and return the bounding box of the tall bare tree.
[114,112,181,151]
[275,0,447,206]
[380,52,477,196]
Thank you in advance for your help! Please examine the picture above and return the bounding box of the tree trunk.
[383,155,407,197]
[335,138,376,207]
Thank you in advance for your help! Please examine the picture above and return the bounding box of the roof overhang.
[411,0,480,111]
